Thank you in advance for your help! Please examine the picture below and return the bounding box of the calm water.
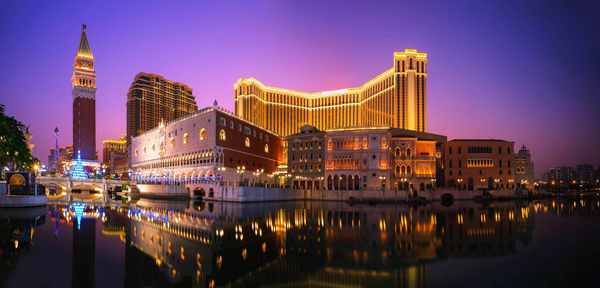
[1,197,600,288]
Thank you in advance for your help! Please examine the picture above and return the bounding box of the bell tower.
[72,24,97,160]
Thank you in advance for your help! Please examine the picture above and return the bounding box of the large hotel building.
[126,73,198,145]
[234,49,428,136]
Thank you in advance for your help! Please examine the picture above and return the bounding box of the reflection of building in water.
[0,207,46,271]
[111,201,536,288]
[438,203,535,258]
[72,217,97,288]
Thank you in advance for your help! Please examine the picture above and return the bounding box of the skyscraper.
[126,72,198,145]
[72,25,97,160]
[234,49,428,136]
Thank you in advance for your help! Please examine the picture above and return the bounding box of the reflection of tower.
[72,217,96,288]
[72,24,97,160]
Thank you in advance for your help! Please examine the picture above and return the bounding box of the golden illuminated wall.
[234,49,427,136]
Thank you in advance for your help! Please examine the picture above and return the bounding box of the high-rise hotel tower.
[72,25,97,160]
[234,49,428,136]
[126,72,198,146]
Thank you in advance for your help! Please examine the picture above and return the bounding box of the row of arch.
[327,175,360,190]
[393,164,432,176]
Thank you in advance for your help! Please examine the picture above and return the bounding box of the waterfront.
[0,197,599,287]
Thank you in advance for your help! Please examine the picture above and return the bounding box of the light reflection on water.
[2,197,600,287]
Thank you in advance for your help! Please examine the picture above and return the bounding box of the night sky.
[0,0,599,177]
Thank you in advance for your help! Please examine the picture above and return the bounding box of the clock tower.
[72,25,97,160]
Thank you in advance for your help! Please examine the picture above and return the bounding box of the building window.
[459,160,462,168]
[245,137,250,147]
[219,129,226,141]
[265,135,269,141]
[200,129,207,140]
[219,117,226,126]
[406,148,412,157]
[381,137,387,149]
[449,160,453,168]
[264,144,269,153]
[152,144,156,151]
[395,147,401,157]
[230,121,234,129]
[498,147,502,154]
[170,137,175,147]
[362,137,368,149]
[183,133,189,144]
[449,147,452,154]
[135,149,138,156]
[238,124,242,132]
[458,147,462,154]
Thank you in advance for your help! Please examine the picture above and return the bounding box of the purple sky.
[1,0,599,178]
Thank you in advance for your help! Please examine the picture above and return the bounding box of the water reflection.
[3,197,600,287]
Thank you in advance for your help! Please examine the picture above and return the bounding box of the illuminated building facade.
[513,145,534,189]
[72,25,97,160]
[126,72,198,145]
[102,135,127,165]
[286,125,326,189]
[234,49,428,136]
[130,106,282,185]
[323,127,446,192]
[445,140,515,190]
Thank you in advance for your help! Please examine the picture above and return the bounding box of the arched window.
[170,137,175,147]
[354,137,360,149]
[406,148,412,157]
[219,129,226,140]
[381,137,387,149]
[406,165,412,174]
[183,133,189,144]
[395,147,401,157]
[264,144,269,153]
[152,144,156,151]
[199,129,207,140]
[327,139,332,151]
[245,137,250,147]
[362,137,368,149]
[401,165,406,174]
[395,165,400,175]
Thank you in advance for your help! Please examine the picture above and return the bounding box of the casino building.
[130,104,282,185]
[234,49,428,136]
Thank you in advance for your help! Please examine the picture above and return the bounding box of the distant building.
[48,145,75,174]
[513,145,534,190]
[126,72,198,146]
[102,135,127,166]
[445,140,515,190]
[286,125,326,189]
[72,25,97,160]
[576,164,594,184]
[323,127,446,192]
[547,166,575,186]
[130,106,282,186]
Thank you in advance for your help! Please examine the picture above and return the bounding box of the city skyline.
[1,1,599,178]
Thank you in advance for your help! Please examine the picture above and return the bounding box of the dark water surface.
[1,198,600,288]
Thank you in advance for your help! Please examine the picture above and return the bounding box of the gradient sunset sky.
[1,0,599,177]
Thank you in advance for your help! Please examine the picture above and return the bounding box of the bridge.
[36,176,130,202]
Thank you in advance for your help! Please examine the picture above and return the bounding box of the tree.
[0,105,37,173]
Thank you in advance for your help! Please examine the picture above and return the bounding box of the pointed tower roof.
[77,24,93,58]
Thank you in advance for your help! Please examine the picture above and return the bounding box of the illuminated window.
[245,137,250,147]
[381,137,387,149]
[199,129,207,140]
[181,247,185,260]
[135,149,138,156]
[395,147,401,157]
[151,144,156,151]
[407,165,412,174]
[327,140,332,151]
[170,137,175,147]
[143,146,146,154]
[395,165,400,175]
[362,137,368,149]
[219,129,226,140]
[183,133,189,144]
[264,144,269,153]
[406,148,412,157]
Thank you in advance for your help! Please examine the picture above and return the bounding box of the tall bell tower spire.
[72,24,97,160]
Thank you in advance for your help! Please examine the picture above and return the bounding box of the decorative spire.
[76,25,93,58]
